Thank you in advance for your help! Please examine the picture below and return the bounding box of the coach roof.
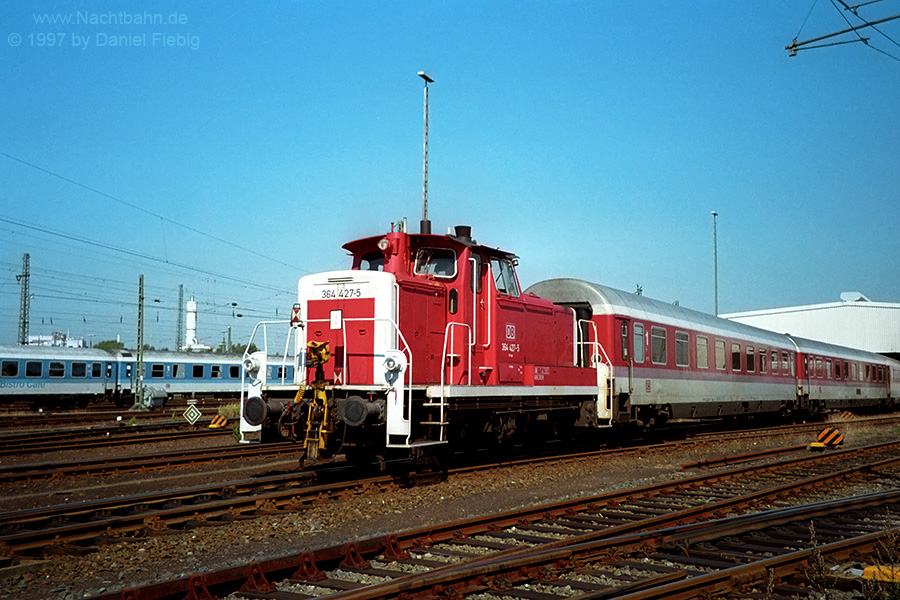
[526,278,790,346]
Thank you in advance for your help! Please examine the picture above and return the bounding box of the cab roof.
[342,231,518,260]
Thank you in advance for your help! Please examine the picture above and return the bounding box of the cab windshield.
[490,257,520,297]
[359,251,384,271]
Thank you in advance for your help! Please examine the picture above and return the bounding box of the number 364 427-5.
[321,288,362,299]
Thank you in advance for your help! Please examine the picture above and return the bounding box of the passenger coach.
[0,345,260,408]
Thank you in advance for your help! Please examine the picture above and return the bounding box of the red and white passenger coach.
[240,224,900,458]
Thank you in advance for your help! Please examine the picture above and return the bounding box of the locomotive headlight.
[243,355,261,374]
[377,237,391,251]
[382,350,407,385]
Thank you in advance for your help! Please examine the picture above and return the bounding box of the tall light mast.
[711,211,719,316]
[418,71,434,234]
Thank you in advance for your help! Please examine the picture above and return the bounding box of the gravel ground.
[1,417,897,600]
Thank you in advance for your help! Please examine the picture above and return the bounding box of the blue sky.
[2,1,899,349]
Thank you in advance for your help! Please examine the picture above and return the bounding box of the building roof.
[721,293,900,357]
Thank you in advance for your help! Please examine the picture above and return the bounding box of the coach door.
[617,318,633,395]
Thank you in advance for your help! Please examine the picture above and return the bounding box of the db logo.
[505,323,516,340]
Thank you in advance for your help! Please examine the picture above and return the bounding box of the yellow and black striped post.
[817,427,843,446]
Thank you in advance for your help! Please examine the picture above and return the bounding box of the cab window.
[415,248,457,279]
[359,251,385,271]
[470,254,483,293]
[490,257,520,297]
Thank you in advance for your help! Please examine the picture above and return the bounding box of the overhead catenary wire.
[787,2,900,61]
[1,222,296,345]
[0,216,293,295]
[0,151,311,275]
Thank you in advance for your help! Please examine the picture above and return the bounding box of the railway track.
[0,441,304,484]
[4,439,898,572]
[259,490,900,600]
[0,419,232,457]
[75,439,900,600]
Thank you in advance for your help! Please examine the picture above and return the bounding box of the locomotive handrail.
[243,319,294,385]
[468,256,478,351]
[440,321,473,387]
[483,264,494,350]
[576,318,614,423]
[577,319,611,369]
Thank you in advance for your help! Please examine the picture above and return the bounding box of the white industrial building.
[721,292,900,360]
[181,296,212,351]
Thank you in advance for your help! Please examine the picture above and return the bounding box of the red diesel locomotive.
[239,224,900,458]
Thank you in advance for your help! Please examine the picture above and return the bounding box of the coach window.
[229,365,241,378]
[489,257,520,297]
[173,364,185,379]
[731,343,742,372]
[211,365,222,379]
[633,324,645,363]
[675,331,689,367]
[815,358,823,378]
[696,335,709,369]
[1,360,18,377]
[26,361,42,377]
[650,326,667,365]
[72,362,87,378]
[746,345,755,373]
[715,339,726,370]
[784,352,792,376]
[192,364,204,378]
[851,362,858,381]
[151,364,165,378]
[49,361,65,378]
[759,348,768,373]
[835,360,842,380]
[416,248,457,280]
[771,350,779,374]
[825,359,833,379]
[843,361,850,380]
[91,362,102,377]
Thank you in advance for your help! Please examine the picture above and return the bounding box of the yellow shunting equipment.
[863,565,900,582]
